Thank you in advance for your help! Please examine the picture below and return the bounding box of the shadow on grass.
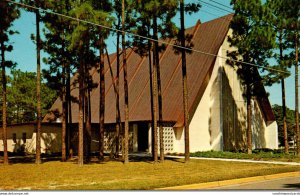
[283,183,300,189]
[165,157,185,163]
[1,153,186,165]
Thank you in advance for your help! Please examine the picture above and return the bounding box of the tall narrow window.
[22,132,26,143]
[13,133,17,143]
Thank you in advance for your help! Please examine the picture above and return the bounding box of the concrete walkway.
[166,155,300,166]
[158,171,300,190]
[130,153,300,166]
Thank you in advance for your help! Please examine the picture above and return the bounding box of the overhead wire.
[199,0,233,14]
[200,4,230,16]
[4,0,288,74]
[208,0,233,10]
[199,9,232,22]
[196,0,233,21]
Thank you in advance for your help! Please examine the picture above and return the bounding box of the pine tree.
[179,0,189,162]
[41,0,78,162]
[273,0,300,155]
[174,1,201,162]
[33,0,42,164]
[131,2,156,160]
[133,0,178,162]
[20,0,45,164]
[113,1,122,158]
[112,0,135,159]
[91,0,114,161]
[7,70,56,124]
[284,0,300,155]
[272,104,297,146]
[296,26,299,155]
[228,0,276,154]
[0,0,19,165]
[121,0,129,164]
[263,0,293,153]
[68,0,113,164]
[68,1,94,165]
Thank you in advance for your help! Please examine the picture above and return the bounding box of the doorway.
[138,123,149,152]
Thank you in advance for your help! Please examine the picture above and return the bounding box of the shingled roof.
[43,14,275,126]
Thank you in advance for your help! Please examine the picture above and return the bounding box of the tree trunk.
[35,1,42,164]
[99,36,105,161]
[122,0,129,164]
[62,62,67,162]
[61,28,67,162]
[1,39,8,165]
[84,63,91,162]
[279,31,288,154]
[78,40,84,166]
[151,18,159,163]
[282,78,288,153]
[65,0,71,160]
[153,14,164,162]
[115,23,121,158]
[66,63,72,158]
[85,89,92,162]
[295,30,299,155]
[180,0,190,162]
[148,37,156,161]
[246,84,252,154]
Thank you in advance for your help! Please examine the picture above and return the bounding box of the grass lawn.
[0,157,300,190]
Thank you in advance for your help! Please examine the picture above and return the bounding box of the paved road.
[211,176,300,190]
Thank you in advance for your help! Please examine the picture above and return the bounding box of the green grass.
[0,158,300,190]
[190,150,300,162]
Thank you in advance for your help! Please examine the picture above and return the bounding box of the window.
[22,133,26,143]
[13,133,17,143]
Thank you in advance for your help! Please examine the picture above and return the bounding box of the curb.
[157,171,300,190]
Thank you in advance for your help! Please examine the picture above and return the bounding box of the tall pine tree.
[0,0,19,165]
[68,0,113,164]
[263,0,293,153]
[228,0,276,154]
[283,0,300,155]
[42,0,78,162]
[133,0,178,162]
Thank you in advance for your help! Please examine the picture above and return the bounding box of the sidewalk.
[130,152,300,166]
[158,171,300,190]
[166,155,300,166]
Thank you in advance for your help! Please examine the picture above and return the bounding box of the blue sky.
[5,0,297,109]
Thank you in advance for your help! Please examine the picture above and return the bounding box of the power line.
[199,8,232,22]
[201,4,229,16]
[208,0,233,10]
[198,1,233,22]
[199,0,233,14]
[4,0,287,74]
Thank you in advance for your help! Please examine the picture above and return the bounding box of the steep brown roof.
[44,14,274,126]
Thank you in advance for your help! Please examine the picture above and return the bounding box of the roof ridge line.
[175,17,232,127]
[201,13,233,25]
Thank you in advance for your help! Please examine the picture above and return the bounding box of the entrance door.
[138,123,149,152]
